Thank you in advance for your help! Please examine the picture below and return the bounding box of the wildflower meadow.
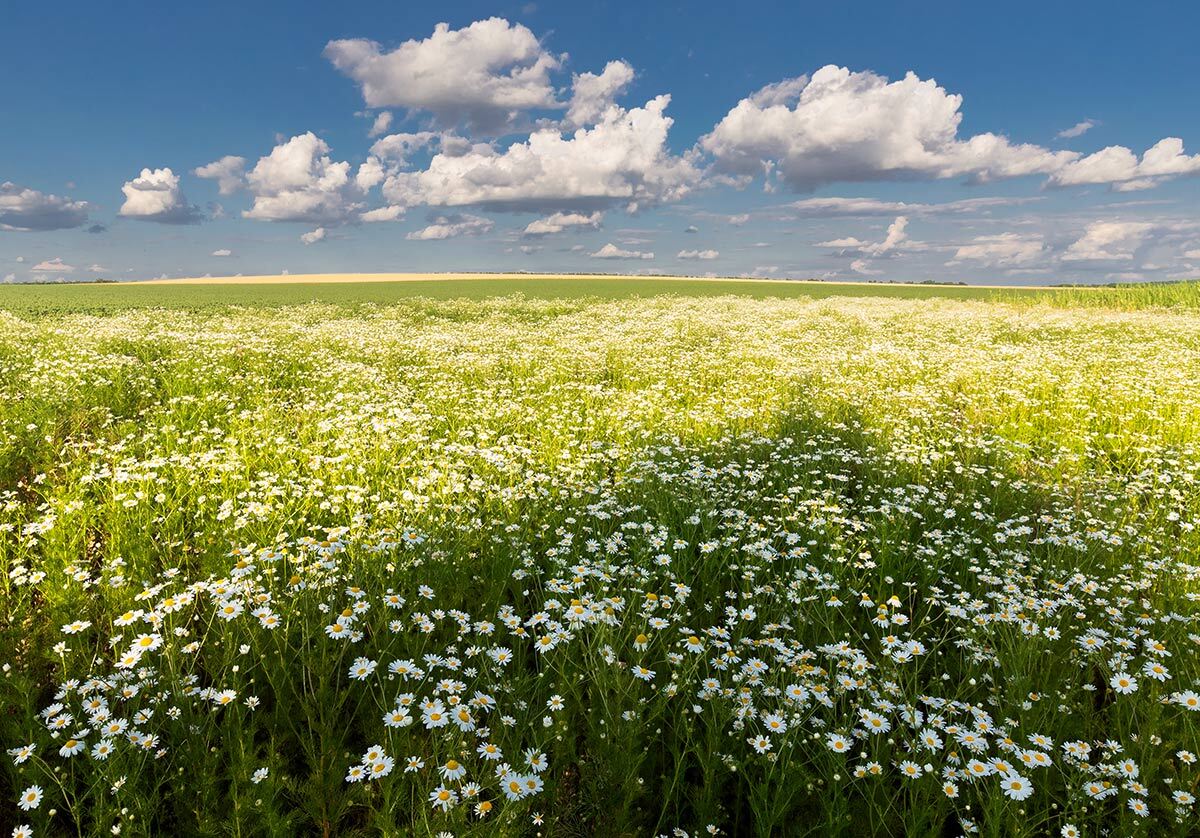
[1,290,1198,836]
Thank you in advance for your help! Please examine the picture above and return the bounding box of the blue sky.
[3,0,1199,284]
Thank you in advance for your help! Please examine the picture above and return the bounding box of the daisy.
[429,786,458,811]
[1109,672,1137,694]
[440,759,467,781]
[383,708,412,728]
[18,785,43,811]
[1175,690,1200,710]
[826,734,850,753]
[368,756,394,779]
[999,772,1033,801]
[748,736,772,754]
[8,744,35,765]
[348,657,377,680]
[59,738,85,757]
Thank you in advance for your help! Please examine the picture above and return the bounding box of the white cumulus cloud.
[1048,138,1200,191]
[380,95,699,212]
[301,227,327,244]
[702,65,1076,191]
[243,133,372,224]
[212,249,232,257]
[325,18,562,133]
[119,167,202,224]
[677,249,719,260]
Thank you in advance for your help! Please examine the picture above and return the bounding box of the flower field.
[1,291,1198,836]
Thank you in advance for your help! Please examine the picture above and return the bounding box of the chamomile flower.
[17,786,43,811]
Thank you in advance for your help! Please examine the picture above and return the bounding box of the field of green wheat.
[2,285,1198,837]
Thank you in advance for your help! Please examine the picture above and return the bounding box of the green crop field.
[1,281,1198,836]
[0,276,1031,317]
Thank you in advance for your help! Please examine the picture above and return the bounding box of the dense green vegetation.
[0,276,1036,316]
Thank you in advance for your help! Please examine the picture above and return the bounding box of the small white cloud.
[31,257,75,272]
[212,249,232,257]
[406,213,494,240]
[590,242,653,259]
[1056,119,1097,139]
[361,205,406,223]
[300,227,327,245]
[2,273,15,283]
[684,224,699,233]
[87,263,110,273]
[368,111,394,138]
[849,258,881,275]
[523,210,602,236]
[194,156,247,195]
[862,216,908,255]
[677,249,718,260]
[815,236,867,248]
[728,213,750,226]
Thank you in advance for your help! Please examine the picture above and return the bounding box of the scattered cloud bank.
[1062,221,1155,261]
[946,233,1045,267]
[14,17,1200,285]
